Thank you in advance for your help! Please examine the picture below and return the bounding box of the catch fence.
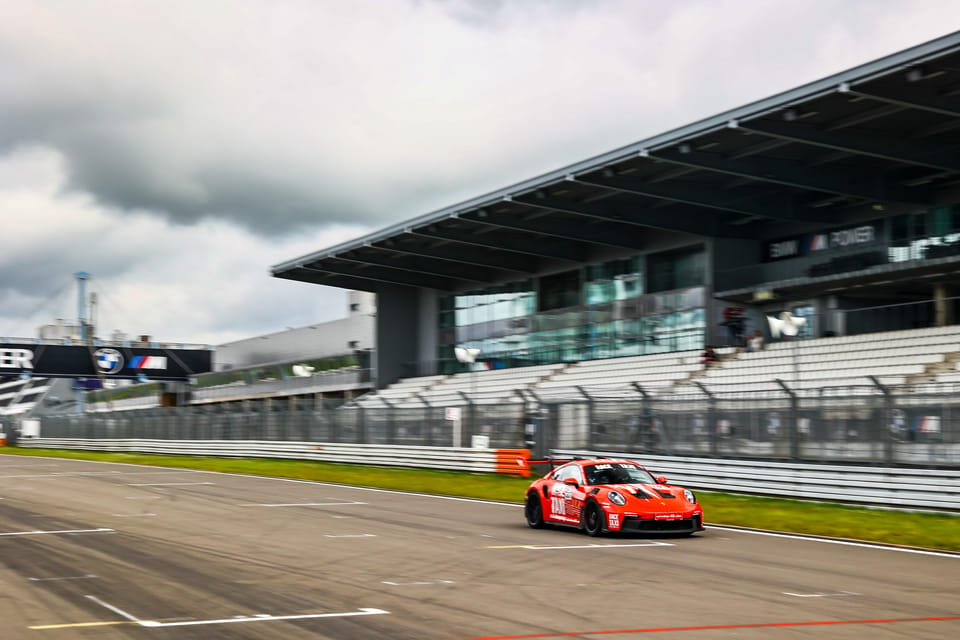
[22,381,960,468]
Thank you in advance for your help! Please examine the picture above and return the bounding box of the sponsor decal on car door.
[548,482,582,523]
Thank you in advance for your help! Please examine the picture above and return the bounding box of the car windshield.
[584,463,657,486]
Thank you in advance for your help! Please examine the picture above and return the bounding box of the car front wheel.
[525,492,544,529]
[582,501,604,536]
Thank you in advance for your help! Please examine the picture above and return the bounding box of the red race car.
[524,458,705,536]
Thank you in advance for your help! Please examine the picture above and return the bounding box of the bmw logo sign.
[95,348,124,374]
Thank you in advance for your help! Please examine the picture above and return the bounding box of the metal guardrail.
[14,438,529,475]
[554,449,959,511]
[12,438,957,510]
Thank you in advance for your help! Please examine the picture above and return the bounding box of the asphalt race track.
[0,455,957,639]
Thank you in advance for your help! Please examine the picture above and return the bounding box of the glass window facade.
[437,249,706,373]
[889,204,960,262]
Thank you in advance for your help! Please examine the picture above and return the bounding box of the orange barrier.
[0,432,6,447]
[495,448,531,477]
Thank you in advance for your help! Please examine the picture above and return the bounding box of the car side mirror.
[563,478,580,489]
[655,476,668,484]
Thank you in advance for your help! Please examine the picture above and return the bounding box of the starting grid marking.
[240,499,368,507]
[29,574,98,582]
[0,471,124,479]
[127,482,216,487]
[0,528,115,537]
[486,541,674,550]
[24,596,390,630]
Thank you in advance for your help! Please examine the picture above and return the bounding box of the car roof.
[567,458,643,467]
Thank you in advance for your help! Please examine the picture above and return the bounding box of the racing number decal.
[549,483,576,521]
[550,496,566,515]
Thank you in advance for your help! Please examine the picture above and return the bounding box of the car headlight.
[683,489,696,504]
[608,490,626,506]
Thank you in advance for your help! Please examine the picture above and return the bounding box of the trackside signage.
[764,221,883,262]
[0,343,212,380]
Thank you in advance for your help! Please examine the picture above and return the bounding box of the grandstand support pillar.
[934,283,953,326]
[869,375,895,465]
[576,386,594,450]
[774,379,800,461]
[692,381,718,457]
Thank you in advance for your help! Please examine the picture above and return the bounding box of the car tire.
[582,501,604,537]
[525,492,544,529]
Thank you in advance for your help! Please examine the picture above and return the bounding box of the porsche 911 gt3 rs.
[524,458,705,536]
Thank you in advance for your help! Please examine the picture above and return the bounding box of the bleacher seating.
[355,325,960,405]
[688,325,960,393]
[535,350,706,398]
[0,377,53,416]
[358,363,566,407]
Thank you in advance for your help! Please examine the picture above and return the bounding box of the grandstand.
[0,376,53,417]
[356,324,960,406]
[273,32,960,406]
[9,33,960,468]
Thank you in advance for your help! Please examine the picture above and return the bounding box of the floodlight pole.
[74,272,92,415]
[74,271,91,342]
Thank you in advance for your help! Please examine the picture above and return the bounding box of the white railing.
[555,449,959,511]
[13,438,957,510]
[15,439,528,475]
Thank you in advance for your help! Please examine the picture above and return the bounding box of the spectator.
[701,345,718,365]
[720,307,746,347]
[746,330,764,352]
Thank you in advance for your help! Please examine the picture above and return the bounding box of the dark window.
[539,270,581,311]
[648,247,705,293]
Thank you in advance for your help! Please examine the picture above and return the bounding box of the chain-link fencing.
[20,381,960,467]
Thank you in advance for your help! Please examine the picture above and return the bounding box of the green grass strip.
[2,447,957,551]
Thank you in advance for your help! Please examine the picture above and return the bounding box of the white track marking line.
[19,455,957,559]
[709,526,960,559]
[241,500,367,507]
[83,596,389,629]
[0,471,121,478]
[29,574,98,582]
[0,528,114,537]
[127,482,215,486]
[324,533,377,538]
[382,580,454,586]
[84,595,142,623]
[0,463,60,468]
[487,541,674,550]
[138,607,390,628]
[783,591,861,598]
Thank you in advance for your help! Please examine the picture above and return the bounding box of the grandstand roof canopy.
[273,32,960,295]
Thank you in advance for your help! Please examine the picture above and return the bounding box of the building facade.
[273,33,960,388]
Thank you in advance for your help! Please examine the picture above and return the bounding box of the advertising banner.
[0,343,212,380]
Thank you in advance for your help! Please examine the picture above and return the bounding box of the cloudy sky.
[1,1,957,346]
